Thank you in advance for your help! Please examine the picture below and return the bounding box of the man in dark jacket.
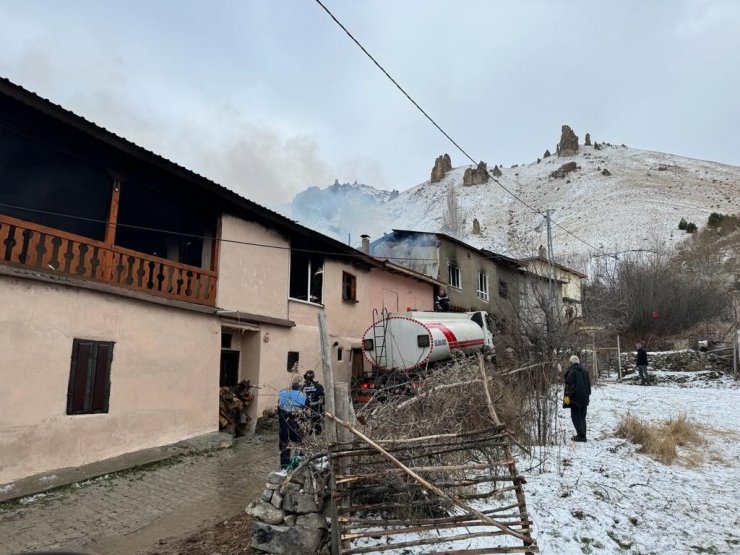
[635,343,649,385]
[564,355,591,442]
[302,370,325,435]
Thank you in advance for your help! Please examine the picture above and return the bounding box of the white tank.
[362,311,493,371]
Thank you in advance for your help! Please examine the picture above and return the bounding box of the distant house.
[519,251,587,322]
[0,78,435,485]
[369,230,524,331]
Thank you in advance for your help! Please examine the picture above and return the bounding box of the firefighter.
[302,370,325,435]
[435,289,450,312]
[277,376,307,469]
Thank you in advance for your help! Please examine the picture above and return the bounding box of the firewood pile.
[219,380,255,437]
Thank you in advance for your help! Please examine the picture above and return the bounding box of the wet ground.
[0,434,276,555]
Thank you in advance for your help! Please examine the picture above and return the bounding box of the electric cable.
[313,0,615,258]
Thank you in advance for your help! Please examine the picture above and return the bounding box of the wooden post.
[318,311,340,555]
[616,334,623,381]
[318,311,337,444]
[592,331,598,381]
[733,327,738,378]
[102,180,121,280]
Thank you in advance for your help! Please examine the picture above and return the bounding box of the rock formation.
[463,161,489,186]
[472,218,481,234]
[543,149,552,158]
[492,164,502,177]
[585,133,591,146]
[550,161,578,179]
[602,168,611,176]
[594,142,602,150]
[431,153,452,182]
[558,125,579,156]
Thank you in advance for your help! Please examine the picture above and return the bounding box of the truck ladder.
[372,308,389,370]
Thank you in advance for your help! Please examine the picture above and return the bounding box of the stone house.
[519,253,587,320]
[0,78,435,484]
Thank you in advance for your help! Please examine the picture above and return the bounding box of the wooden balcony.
[0,213,217,306]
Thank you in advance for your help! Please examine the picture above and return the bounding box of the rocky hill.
[281,127,739,266]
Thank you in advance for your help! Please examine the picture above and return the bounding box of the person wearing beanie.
[564,355,592,442]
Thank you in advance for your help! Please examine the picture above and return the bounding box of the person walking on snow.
[564,355,591,442]
[635,343,650,385]
[277,377,308,469]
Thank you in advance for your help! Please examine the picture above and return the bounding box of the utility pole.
[544,209,557,319]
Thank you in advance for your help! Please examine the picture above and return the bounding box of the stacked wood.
[219,380,255,437]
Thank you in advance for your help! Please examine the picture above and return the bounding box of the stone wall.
[619,349,732,373]
[247,469,331,554]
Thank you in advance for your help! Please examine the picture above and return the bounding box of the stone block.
[256,416,279,435]
[271,492,284,509]
[296,512,328,530]
[251,521,324,554]
[283,491,323,514]
[266,471,287,485]
[261,489,273,502]
[245,499,285,526]
[283,514,297,526]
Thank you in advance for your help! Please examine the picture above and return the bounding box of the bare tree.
[441,185,464,238]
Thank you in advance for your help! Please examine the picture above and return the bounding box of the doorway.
[220,351,240,387]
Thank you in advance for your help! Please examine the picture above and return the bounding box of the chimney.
[360,234,370,254]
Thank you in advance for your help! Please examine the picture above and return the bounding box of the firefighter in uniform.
[302,370,325,435]
[277,377,307,469]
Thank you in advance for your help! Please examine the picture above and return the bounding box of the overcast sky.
[1,0,739,206]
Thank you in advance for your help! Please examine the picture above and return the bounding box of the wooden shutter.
[67,339,93,414]
[90,342,114,413]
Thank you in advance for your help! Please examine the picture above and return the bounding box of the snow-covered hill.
[282,144,739,263]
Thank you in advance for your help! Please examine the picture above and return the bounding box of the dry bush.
[615,412,703,464]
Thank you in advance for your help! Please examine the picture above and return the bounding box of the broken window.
[342,271,357,302]
[67,339,114,415]
[448,264,461,289]
[289,251,323,304]
[287,351,300,372]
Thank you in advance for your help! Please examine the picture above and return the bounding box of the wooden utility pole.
[616,334,623,380]
[318,311,337,443]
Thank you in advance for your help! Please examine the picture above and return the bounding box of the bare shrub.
[615,412,703,464]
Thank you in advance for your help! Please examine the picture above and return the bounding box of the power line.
[0,201,514,264]
[313,0,613,258]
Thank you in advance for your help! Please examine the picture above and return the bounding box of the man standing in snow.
[635,343,650,385]
[564,355,591,442]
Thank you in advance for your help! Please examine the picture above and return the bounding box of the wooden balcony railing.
[0,213,217,306]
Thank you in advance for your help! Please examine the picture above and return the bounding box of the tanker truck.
[356,310,495,401]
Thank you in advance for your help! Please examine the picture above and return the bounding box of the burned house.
[0,79,435,484]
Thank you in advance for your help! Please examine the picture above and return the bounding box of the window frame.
[289,251,324,305]
[477,272,489,301]
[448,264,462,289]
[67,339,114,415]
[287,351,300,372]
[342,271,358,303]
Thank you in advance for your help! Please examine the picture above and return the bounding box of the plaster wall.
[216,215,290,318]
[0,275,219,484]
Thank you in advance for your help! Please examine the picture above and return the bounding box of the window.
[67,339,114,415]
[342,272,357,302]
[290,251,324,304]
[498,279,509,299]
[337,348,343,361]
[448,264,461,289]
[477,272,489,300]
[287,351,300,372]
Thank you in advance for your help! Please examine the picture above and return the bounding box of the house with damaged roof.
[0,78,437,485]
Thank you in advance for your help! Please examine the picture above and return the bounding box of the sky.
[1,0,739,207]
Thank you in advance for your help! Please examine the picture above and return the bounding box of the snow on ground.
[350,379,740,554]
[525,380,740,555]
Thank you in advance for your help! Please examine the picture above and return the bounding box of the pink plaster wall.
[0,276,220,484]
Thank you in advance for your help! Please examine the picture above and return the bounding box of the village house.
[0,78,436,485]
[369,230,524,331]
[520,248,587,320]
